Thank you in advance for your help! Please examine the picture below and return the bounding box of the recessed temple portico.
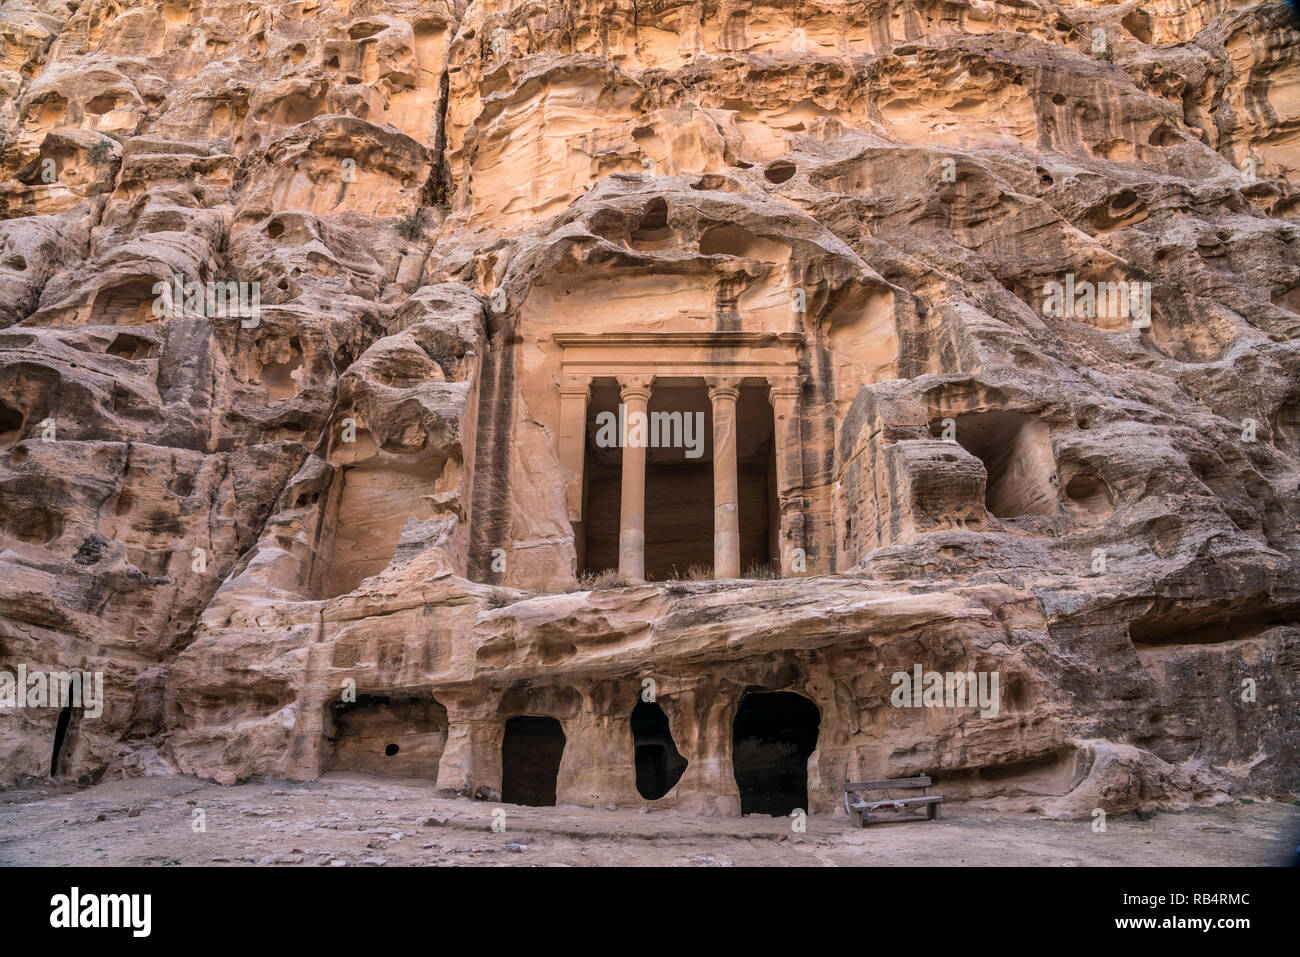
[553,331,805,581]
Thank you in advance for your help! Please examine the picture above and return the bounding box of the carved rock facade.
[1,0,1298,817]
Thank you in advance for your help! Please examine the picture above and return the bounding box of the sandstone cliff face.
[0,0,1297,818]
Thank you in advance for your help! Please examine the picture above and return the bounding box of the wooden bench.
[844,776,943,826]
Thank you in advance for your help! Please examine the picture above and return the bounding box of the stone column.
[768,376,805,576]
[707,376,742,579]
[434,694,503,800]
[558,683,643,807]
[671,685,742,816]
[617,374,653,583]
[285,643,334,781]
[554,375,591,571]
[554,375,591,523]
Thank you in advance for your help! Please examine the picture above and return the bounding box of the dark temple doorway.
[732,691,820,816]
[501,715,566,807]
[580,379,778,579]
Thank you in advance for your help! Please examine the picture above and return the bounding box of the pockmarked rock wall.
[0,0,1297,818]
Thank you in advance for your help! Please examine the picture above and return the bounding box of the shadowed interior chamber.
[501,715,566,807]
[732,691,820,817]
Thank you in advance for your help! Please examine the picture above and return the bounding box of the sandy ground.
[1,773,1296,867]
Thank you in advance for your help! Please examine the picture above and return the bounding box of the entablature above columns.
[552,331,804,382]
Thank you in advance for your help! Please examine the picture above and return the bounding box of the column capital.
[617,373,654,402]
[766,375,801,403]
[553,373,592,397]
[705,375,742,401]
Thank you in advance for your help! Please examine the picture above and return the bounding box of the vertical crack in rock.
[467,321,516,584]
[427,67,452,208]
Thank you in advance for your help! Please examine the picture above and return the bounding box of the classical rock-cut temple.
[0,0,1297,819]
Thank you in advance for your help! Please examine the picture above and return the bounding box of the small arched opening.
[631,699,687,800]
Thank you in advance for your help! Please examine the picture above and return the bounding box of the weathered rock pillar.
[767,376,805,576]
[557,684,643,807]
[707,376,742,579]
[617,374,653,583]
[554,374,591,570]
[434,692,503,799]
[672,685,742,816]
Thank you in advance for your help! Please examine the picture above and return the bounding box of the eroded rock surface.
[1,0,1297,819]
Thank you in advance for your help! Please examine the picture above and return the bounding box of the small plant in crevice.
[395,211,424,240]
[663,563,717,587]
[685,563,713,581]
[486,588,511,609]
[577,568,620,590]
[89,138,113,164]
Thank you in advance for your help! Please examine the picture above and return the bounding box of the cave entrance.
[580,379,777,580]
[500,715,565,807]
[0,401,23,448]
[325,693,448,779]
[631,699,688,800]
[732,691,820,816]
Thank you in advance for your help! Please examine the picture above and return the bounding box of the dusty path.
[1,774,1295,867]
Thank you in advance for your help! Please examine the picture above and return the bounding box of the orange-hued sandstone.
[0,0,1297,819]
